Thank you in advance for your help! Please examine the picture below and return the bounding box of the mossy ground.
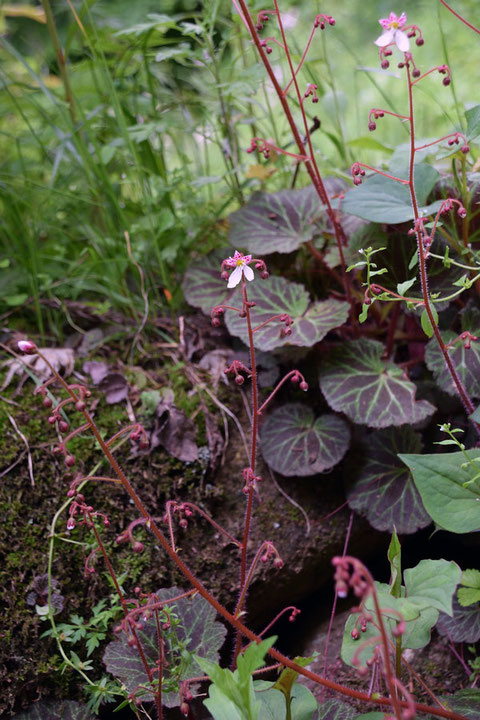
[0,343,379,717]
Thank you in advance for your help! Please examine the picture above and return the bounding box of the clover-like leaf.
[341,164,442,224]
[319,339,435,428]
[260,404,350,477]
[425,331,480,399]
[104,587,226,707]
[437,596,480,643]
[346,427,431,533]
[225,276,348,352]
[229,187,324,255]
[399,450,480,533]
[13,702,93,720]
[182,250,231,315]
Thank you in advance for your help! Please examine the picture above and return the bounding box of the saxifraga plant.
[13,2,480,720]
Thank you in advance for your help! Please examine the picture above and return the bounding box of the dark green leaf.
[341,165,442,224]
[260,404,350,477]
[104,586,226,707]
[13,701,93,720]
[346,427,430,533]
[399,450,480,533]
[225,277,348,352]
[182,250,231,315]
[437,597,480,643]
[229,188,324,255]
[319,339,435,428]
[425,331,480,398]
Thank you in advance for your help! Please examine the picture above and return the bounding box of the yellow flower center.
[390,21,399,29]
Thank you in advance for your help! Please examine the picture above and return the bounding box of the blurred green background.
[1,0,478,337]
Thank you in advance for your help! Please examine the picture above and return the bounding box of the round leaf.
[229,188,323,255]
[225,276,348,352]
[260,404,350,476]
[399,450,480,533]
[104,586,226,707]
[437,596,480,643]
[182,250,231,315]
[319,339,435,428]
[346,427,431,534]
[425,330,480,399]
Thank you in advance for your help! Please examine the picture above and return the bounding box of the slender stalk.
[405,64,480,434]
[35,353,469,720]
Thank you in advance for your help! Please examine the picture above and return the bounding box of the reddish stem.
[438,0,480,34]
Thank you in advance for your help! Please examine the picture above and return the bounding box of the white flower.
[224,251,254,288]
[374,12,409,53]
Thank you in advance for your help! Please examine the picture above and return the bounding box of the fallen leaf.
[83,362,128,404]
[2,347,75,389]
[149,396,198,462]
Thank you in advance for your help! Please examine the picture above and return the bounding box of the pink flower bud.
[381,60,390,69]
[212,317,221,327]
[443,77,451,86]
[300,381,308,392]
[43,397,52,408]
[17,340,37,354]
[461,144,470,154]
[180,702,190,717]
[273,557,284,569]
[65,455,76,468]
[75,400,86,411]
[351,628,360,640]
[458,206,467,218]
[67,517,76,530]
[368,121,376,132]
[260,271,269,280]
[416,37,424,46]
[133,541,144,553]
[59,420,69,433]
[235,375,244,385]
[412,68,420,78]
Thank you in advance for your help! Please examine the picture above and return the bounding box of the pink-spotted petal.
[227,265,243,288]
[395,29,410,52]
[243,264,254,282]
[243,255,252,265]
[397,12,407,28]
[374,29,394,47]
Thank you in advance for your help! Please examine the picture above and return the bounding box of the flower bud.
[235,375,244,385]
[67,517,76,530]
[461,144,470,154]
[75,400,86,411]
[260,270,269,280]
[180,702,190,717]
[273,557,284,569]
[300,381,308,391]
[59,420,69,433]
[458,206,467,218]
[179,518,188,529]
[43,397,52,408]
[133,541,144,553]
[17,340,37,354]
[368,121,376,132]
[212,317,221,327]
[416,37,424,46]
[351,628,360,640]
[443,77,451,86]
[65,455,76,468]
[412,68,420,78]
[381,60,389,69]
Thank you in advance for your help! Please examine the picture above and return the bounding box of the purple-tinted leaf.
[425,331,480,399]
[225,276,348,352]
[346,427,431,534]
[437,596,480,643]
[83,362,129,404]
[319,339,435,428]
[229,187,324,255]
[260,404,350,476]
[104,586,226,707]
[13,701,93,720]
[182,250,231,315]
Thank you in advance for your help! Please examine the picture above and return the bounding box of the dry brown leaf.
[2,347,75,389]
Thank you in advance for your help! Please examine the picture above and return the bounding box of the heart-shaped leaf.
[319,339,435,428]
[437,596,480,643]
[425,331,480,398]
[182,250,230,315]
[229,187,324,255]
[225,276,348,351]
[346,427,431,534]
[399,450,480,533]
[260,404,350,476]
[404,559,461,616]
[104,586,226,707]
[340,164,442,224]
